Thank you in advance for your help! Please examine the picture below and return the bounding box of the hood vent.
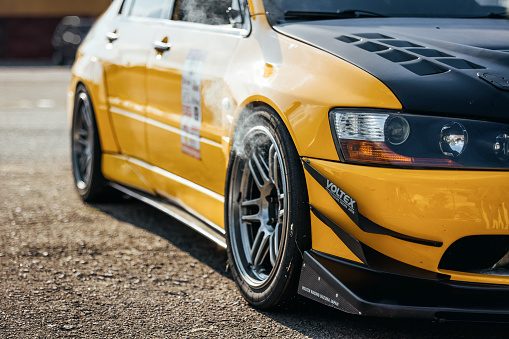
[407,48,452,58]
[356,41,389,52]
[378,49,417,63]
[336,33,486,76]
[437,58,484,70]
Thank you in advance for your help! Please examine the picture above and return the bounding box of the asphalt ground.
[1,66,509,338]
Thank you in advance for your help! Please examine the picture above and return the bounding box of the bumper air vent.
[439,235,509,274]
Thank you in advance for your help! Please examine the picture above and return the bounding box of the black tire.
[225,106,310,309]
[71,84,106,202]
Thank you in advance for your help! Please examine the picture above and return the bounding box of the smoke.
[230,111,269,159]
[202,80,227,127]
[179,0,230,25]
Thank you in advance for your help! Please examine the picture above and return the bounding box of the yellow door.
[145,0,248,196]
[103,0,170,161]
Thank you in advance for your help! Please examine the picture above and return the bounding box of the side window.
[176,0,232,25]
[129,0,168,18]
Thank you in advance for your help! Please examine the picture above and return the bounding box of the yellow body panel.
[102,18,160,161]
[225,14,402,159]
[102,154,154,194]
[70,57,119,154]
[310,212,363,264]
[134,162,225,229]
[145,122,226,195]
[307,158,509,278]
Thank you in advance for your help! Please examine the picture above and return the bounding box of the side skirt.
[109,182,227,248]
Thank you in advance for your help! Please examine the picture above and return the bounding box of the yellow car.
[70,0,509,320]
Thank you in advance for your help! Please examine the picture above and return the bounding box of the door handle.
[106,31,118,43]
[153,41,171,53]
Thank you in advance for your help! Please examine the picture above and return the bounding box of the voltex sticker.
[302,160,359,225]
[325,179,357,216]
[181,49,207,159]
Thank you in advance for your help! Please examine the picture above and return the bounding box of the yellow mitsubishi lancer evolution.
[69,0,509,320]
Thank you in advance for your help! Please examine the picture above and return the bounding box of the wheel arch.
[70,57,120,154]
[227,97,303,159]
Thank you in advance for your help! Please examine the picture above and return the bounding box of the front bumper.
[298,250,509,321]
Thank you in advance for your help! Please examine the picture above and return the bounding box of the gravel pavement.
[1,66,509,338]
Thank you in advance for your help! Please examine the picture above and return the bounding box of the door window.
[129,0,169,18]
[176,0,244,26]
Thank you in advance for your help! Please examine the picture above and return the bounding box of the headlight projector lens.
[494,134,509,163]
[440,122,468,157]
[385,116,410,145]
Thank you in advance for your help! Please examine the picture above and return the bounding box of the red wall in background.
[0,18,61,59]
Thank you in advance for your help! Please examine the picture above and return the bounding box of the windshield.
[263,0,509,25]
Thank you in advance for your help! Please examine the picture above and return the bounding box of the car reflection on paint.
[69,0,509,321]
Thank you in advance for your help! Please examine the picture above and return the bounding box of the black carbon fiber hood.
[275,18,509,122]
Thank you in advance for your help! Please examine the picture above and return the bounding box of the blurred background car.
[51,16,94,65]
[0,0,109,62]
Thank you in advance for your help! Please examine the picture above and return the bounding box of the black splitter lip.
[298,250,509,321]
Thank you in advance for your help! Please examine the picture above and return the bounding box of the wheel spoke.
[78,128,88,138]
[249,151,270,189]
[79,153,88,174]
[251,229,270,268]
[81,104,92,130]
[269,146,281,190]
[249,229,264,265]
[84,152,92,173]
[77,138,89,147]
[241,213,261,224]
[241,198,261,208]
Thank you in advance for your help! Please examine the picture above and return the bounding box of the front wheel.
[225,107,310,309]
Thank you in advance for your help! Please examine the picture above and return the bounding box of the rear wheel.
[71,85,105,202]
[225,107,310,309]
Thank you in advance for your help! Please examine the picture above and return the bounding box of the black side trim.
[302,159,443,247]
[311,206,448,281]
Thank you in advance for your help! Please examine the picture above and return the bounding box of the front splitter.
[298,250,509,322]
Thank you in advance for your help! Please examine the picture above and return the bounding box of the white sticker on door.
[180,49,207,159]
[181,49,207,159]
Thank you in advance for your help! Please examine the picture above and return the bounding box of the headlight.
[330,109,509,169]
